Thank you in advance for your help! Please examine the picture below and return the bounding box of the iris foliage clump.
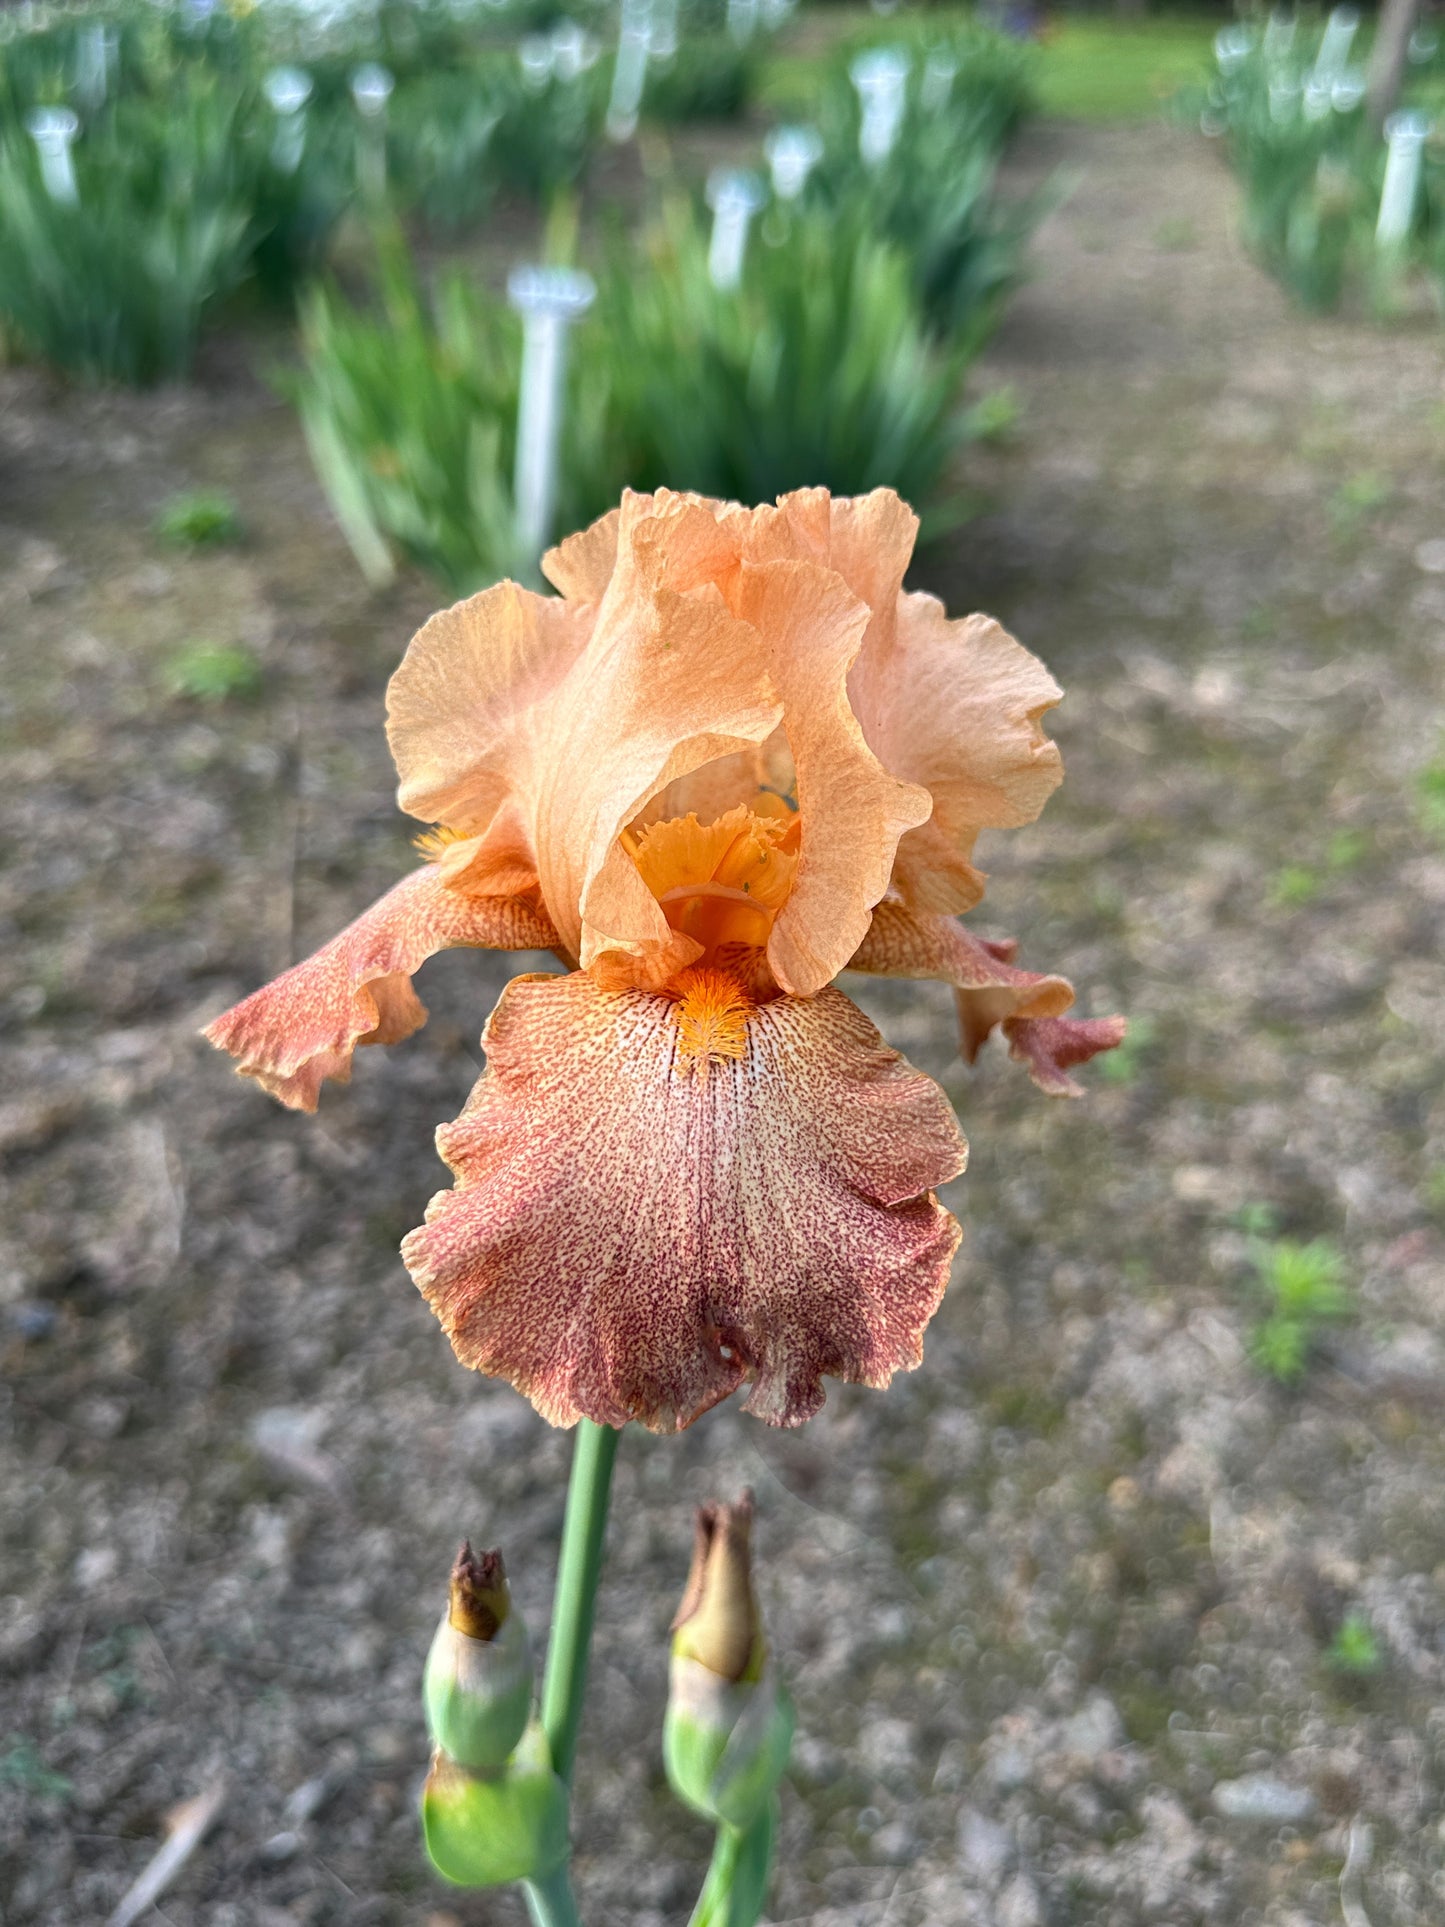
[1197,13,1445,314]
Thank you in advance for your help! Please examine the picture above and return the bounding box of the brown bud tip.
[672,1490,762,1682]
[448,1542,510,1640]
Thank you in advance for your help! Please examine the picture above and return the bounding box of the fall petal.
[1005,1014,1129,1098]
[204,868,559,1113]
[853,597,1064,915]
[847,898,1126,1095]
[403,972,966,1433]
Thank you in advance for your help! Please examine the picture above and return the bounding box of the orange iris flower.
[206,489,1123,1433]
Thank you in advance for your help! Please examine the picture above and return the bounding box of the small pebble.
[1414,537,1445,574]
[1211,1773,1317,1825]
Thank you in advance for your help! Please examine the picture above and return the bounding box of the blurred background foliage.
[8,0,1445,585]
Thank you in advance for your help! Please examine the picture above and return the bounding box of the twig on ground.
[106,1779,227,1927]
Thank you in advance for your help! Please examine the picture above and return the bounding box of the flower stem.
[539,1417,620,1787]
[523,1862,584,1927]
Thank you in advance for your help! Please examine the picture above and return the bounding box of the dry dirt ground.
[4,114,1445,1927]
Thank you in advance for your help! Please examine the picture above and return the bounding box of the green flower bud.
[664,1493,793,1831]
[422,1719,569,1888]
[423,1544,532,1772]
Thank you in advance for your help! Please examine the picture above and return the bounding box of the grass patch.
[1034,17,1217,122]
[155,488,241,547]
[1246,1236,1352,1385]
[164,641,262,705]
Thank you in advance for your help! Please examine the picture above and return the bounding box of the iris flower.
[207,489,1122,1433]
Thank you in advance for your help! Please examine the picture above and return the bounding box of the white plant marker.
[351,62,394,201]
[26,106,79,205]
[758,0,794,29]
[1312,6,1360,86]
[1268,74,1301,123]
[1377,110,1431,246]
[920,49,958,113]
[606,0,651,141]
[705,168,764,289]
[1330,68,1365,112]
[1303,77,1333,120]
[551,17,599,78]
[1263,12,1295,63]
[764,125,822,202]
[264,66,313,175]
[519,34,556,90]
[75,24,116,111]
[850,47,910,168]
[726,0,758,45]
[507,265,595,570]
[648,0,678,62]
[1213,25,1254,76]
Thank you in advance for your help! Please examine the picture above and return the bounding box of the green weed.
[961,384,1023,444]
[1098,1013,1156,1086]
[1329,471,1390,534]
[1270,863,1320,908]
[1247,1236,1352,1384]
[1327,1609,1383,1676]
[0,1739,71,1801]
[165,640,261,704]
[155,489,240,546]
[1417,755,1445,840]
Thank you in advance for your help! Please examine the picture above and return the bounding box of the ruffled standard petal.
[852,597,1064,916]
[204,868,560,1113]
[403,972,966,1433]
[847,898,1124,1096]
[388,580,592,840]
[734,558,931,997]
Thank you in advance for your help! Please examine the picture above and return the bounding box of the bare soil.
[3,115,1445,1927]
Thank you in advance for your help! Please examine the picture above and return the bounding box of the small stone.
[989,1740,1033,1792]
[873,1819,917,1863]
[996,1872,1045,1927]
[1415,537,1445,574]
[1211,1773,1317,1826]
[1061,1692,1126,1759]
[957,1807,1015,1888]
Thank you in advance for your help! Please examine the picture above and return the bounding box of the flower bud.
[423,1544,532,1772]
[422,1718,569,1888]
[664,1493,793,1830]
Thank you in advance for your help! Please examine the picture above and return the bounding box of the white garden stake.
[705,168,764,290]
[351,63,394,202]
[1312,6,1360,86]
[1377,110,1431,247]
[26,106,79,205]
[726,0,758,46]
[764,125,822,203]
[507,265,595,571]
[920,49,958,113]
[75,24,116,111]
[264,66,313,175]
[850,48,910,169]
[1213,26,1254,77]
[519,34,556,91]
[1263,12,1295,63]
[551,17,599,78]
[606,0,652,142]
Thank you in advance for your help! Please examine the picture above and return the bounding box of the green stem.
[539,1418,620,1788]
[522,1861,583,1927]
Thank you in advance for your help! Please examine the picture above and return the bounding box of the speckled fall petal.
[847,898,1124,1096]
[403,971,967,1432]
[203,867,560,1113]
